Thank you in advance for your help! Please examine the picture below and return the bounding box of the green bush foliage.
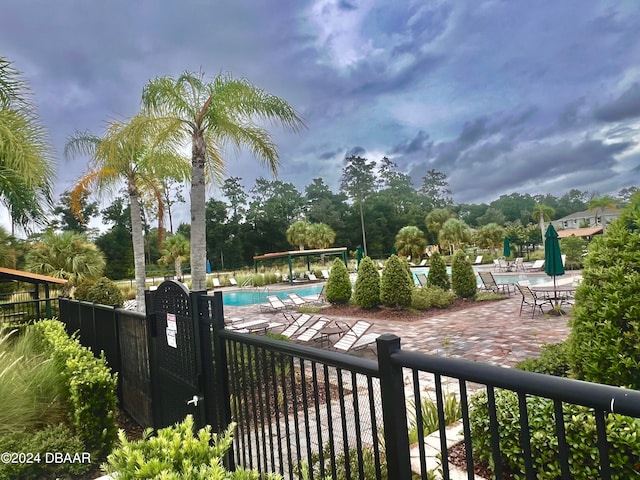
[567,199,640,389]
[0,423,89,479]
[516,342,572,377]
[85,276,125,306]
[104,415,281,479]
[380,254,413,308]
[469,389,640,479]
[73,278,95,300]
[411,287,455,310]
[408,393,461,444]
[451,250,476,298]
[325,258,352,305]
[559,235,587,269]
[33,320,118,458]
[354,256,380,309]
[426,252,450,291]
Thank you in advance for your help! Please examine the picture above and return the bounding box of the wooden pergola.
[253,247,348,284]
[0,266,67,318]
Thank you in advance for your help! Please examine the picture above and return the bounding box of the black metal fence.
[0,296,59,323]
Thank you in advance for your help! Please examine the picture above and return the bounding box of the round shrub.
[411,286,455,310]
[85,277,125,306]
[451,250,476,298]
[516,342,572,377]
[426,252,450,291]
[354,256,380,309]
[470,389,640,479]
[72,279,95,301]
[567,199,640,389]
[380,255,413,308]
[325,258,352,305]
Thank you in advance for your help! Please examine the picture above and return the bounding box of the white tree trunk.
[129,184,147,313]
[175,258,182,281]
[359,200,368,256]
[190,131,207,291]
[539,216,545,247]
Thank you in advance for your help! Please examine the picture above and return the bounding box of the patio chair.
[312,285,327,305]
[211,278,221,288]
[525,260,545,271]
[497,258,510,272]
[295,317,331,342]
[332,320,380,352]
[226,318,282,334]
[515,284,553,318]
[416,272,429,287]
[513,257,525,271]
[473,255,483,265]
[287,292,311,307]
[229,277,238,286]
[321,269,330,280]
[307,272,319,281]
[478,271,515,295]
[493,259,501,271]
[280,313,315,338]
[259,295,290,313]
[417,259,428,267]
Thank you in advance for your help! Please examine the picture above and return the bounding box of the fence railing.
[0,297,59,323]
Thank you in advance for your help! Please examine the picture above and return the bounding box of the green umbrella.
[544,224,565,304]
[503,236,511,258]
[356,245,364,269]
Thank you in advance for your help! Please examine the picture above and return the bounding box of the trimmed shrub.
[380,254,413,308]
[516,342,572,377]
[470,389,640,479]
[426,252,450,291]
[451,250,476,298]
[85,276,125,306]
[73,279,95,300]
[354,256,380,309]
[567,198,640,389]
[325,258,352,304]
[411,286,455,310]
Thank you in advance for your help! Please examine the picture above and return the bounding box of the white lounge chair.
[526,260,545,271]
[321,269,330,280]
[260,295,289,313]
[287,292,310,307]
[280,313,314,338]
[229,278,238,286]
[473,255,483,265]
[212,278,221,288]
[332,321,380,352]
[295,317,330,342]
[307,272,319,281]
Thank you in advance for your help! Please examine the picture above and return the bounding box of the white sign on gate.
[166,313,177,348]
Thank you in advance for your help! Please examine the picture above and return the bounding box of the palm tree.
[65,117,190,312]
[532,203,555,247]
[0,57,55,231]
[438,218,472,254]
[158,233,190,280]
[588,195,617,229]
[141,71,304,291]
[307,223,336,249]
[24,230,105,296]
[394,226,427,259]
[286,221,310,250]
[0,225,19,268]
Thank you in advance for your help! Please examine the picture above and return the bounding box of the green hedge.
[354,256,380,309]
[470,389,640,479]
[380,254,413,308]
[32,320,118,458]
[451,250,476,298]
[326,258,352,305]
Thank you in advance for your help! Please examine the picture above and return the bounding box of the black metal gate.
[147,281,206,428]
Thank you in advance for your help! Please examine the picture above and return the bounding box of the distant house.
[551,207,619,232]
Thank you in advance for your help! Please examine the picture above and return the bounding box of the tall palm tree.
[65,117,190,312]
[286,221,310,250]
[588,195,617,229]
[532,203,555,247]
[141,71,304,291]
[394,225,427,259]
[158,233,190,281]
[0,57,55,231]
[24,230,105,296]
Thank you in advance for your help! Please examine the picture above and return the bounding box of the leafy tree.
[616,186,639,206]
[559,235,587,269]
[555,189,587,218]
[354,256,380,309]
[438,218,472,254]
[307,223,336,249]
[65,118,189,312]
[451,250,476,299]
[505,222,528,257]
[95,198,134,280]
[490,193,536,224]
[418,169,453,210]
[532,203,555,246]
[455,203,489,228]
[474,223,505,253]
[475,207,506,227]
[394,226,427,259]
[0,57,55,231]
[141,70,304,291]
[221,176,248,224]
[587,194,617,228]
[24,230,105,295]
[340,155,377,256]
[286,220,311,250]
[325,257,351,305]
[424,208,455,245]
[378,157,420,217]
[160,178,185,234]
[0,226,20,268]
[380,254,413,308]
[158,234,190,280]
[305,178,349,241]
[426,251,450,291]
[50,190,99,234]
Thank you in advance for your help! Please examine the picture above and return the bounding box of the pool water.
[223,284,324,307]
[410,268,549,287]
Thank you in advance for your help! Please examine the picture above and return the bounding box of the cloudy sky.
[2,0,640,230]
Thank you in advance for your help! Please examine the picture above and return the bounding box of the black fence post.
[377,334,412,479]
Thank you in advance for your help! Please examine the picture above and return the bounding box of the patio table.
[531,284,576,314]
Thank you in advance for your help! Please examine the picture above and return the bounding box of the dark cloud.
[391,131,431,155]
[594,83,640,122]
[346,146,366,157]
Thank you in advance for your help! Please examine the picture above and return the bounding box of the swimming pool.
[223,284,324,307]
[410,267,549,287]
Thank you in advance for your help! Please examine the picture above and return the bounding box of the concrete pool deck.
[218,269,579,367]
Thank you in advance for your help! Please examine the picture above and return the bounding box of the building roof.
[557,227,604,238]
[556,207,618,221]
[0,266,68,284]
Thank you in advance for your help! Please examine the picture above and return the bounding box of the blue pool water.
[410,268,549,287]
[223,284,324,307]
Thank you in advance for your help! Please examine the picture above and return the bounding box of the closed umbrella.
[544,224,565,310]
[503,236,511,258]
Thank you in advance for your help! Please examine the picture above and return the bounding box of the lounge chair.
[307,272,319,281]
[212,278,221,288]
[513,257,525,271]
[526,260,545,271]
[295,317,331,342]
[321,269,330,280]
[312,285,327,305]
[417,259,428,267]
[493,259,501,271]
[280,313,315,338]
[416,273,429,287]
[226,318,282,334]
[515,284,553,318]
[473,255,483,265]
[260,295,290,313]
[478,271,515,295]
[229,277,238,286]
[561,254,566,267]
[332,320,380,352]
[287,292,311,307]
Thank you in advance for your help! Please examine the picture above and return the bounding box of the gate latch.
[186,395,203,407]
